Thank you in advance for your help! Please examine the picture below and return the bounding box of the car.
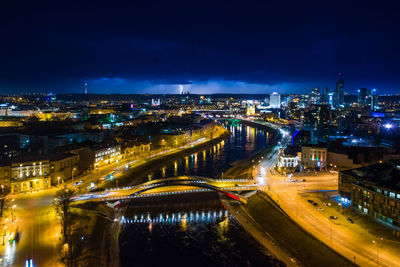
[307,199,314,204]
[317,207,324,211]
[300,179,306,182]
[346,217,354,223]
[329,215,338,220]
[323,202,331,207]
[312,202,319,207]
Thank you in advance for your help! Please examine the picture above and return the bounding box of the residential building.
[338,160,400,227]
[50,153,79,184]
[93,143,122,168]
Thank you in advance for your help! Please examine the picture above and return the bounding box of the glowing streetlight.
[383,123,392,129]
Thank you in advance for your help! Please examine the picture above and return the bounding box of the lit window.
[390,192,396,198]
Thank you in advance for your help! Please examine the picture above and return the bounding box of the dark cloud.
[0,0,399,93]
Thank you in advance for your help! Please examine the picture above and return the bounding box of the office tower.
[328,92,335,107]
[303,104,331,142]
[269,92,281,109]
[310,87,320,105]
[358,88,370,107]
[371,89,378,111]
[335,74,344,108]
[358,88,378,111]
[320,87,329,104]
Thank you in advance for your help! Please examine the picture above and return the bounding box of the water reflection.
[149,124,272,180]
[120,192,283,267]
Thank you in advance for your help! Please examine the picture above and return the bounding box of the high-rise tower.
[310,87,321,105]
[335,73,344,108]
[84,79,88,95]
[269,92,281,109]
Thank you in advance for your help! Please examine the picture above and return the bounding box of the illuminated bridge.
[75,176,254,204]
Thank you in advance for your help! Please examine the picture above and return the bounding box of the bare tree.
[54,187,75,237]
[0,186,10,217]
[59,222,86,267]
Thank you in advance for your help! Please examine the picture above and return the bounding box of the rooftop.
[341,160,400,191]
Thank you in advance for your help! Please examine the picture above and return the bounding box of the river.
[119,123,282,266]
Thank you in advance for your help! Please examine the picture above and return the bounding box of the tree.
[54,187,75,237]
[59,222,86,267]
[0,186,10,217]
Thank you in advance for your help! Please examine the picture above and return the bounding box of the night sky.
[1,1,399,94]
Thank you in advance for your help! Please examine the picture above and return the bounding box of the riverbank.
[106,125,230,188]
[69,202,120,267]
[78,125,230,266]
[220,120,355,266]
[223,120,281,179]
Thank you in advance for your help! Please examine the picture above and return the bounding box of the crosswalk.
[19,209,56,220]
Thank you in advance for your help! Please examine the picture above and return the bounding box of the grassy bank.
[242,192,355,267]
[69,202,120,267]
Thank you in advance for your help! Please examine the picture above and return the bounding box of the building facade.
[339,161,400,227]
[301,145,327,169]
[50,153,79,184]
[269,92,281,109]
[93,144,121,167]
[10,157,51,193]
[278,148,299,168]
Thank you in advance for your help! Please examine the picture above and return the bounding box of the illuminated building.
[335,74,344,108]
[278,147,299,168]
[10,157,51,193]
[301,145,327,169]
[93,144,121,167]
[328,92,335,107]
[269,92,281,109]
[310,87,320,105]
[339,160,400,227]
[320,87,329,104]
[246,105,256,116]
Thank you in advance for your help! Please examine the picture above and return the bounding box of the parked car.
[346,217,354,223]
[329,215,338,220]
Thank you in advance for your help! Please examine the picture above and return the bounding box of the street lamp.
[372,237,383,266]
[57,177,60,186]
[72,167,76,185]
[328,219,332,243]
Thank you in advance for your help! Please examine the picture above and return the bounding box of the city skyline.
[1,1,400,94]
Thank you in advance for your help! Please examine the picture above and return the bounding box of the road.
[2,189,62,266]
[253,127,400,267]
